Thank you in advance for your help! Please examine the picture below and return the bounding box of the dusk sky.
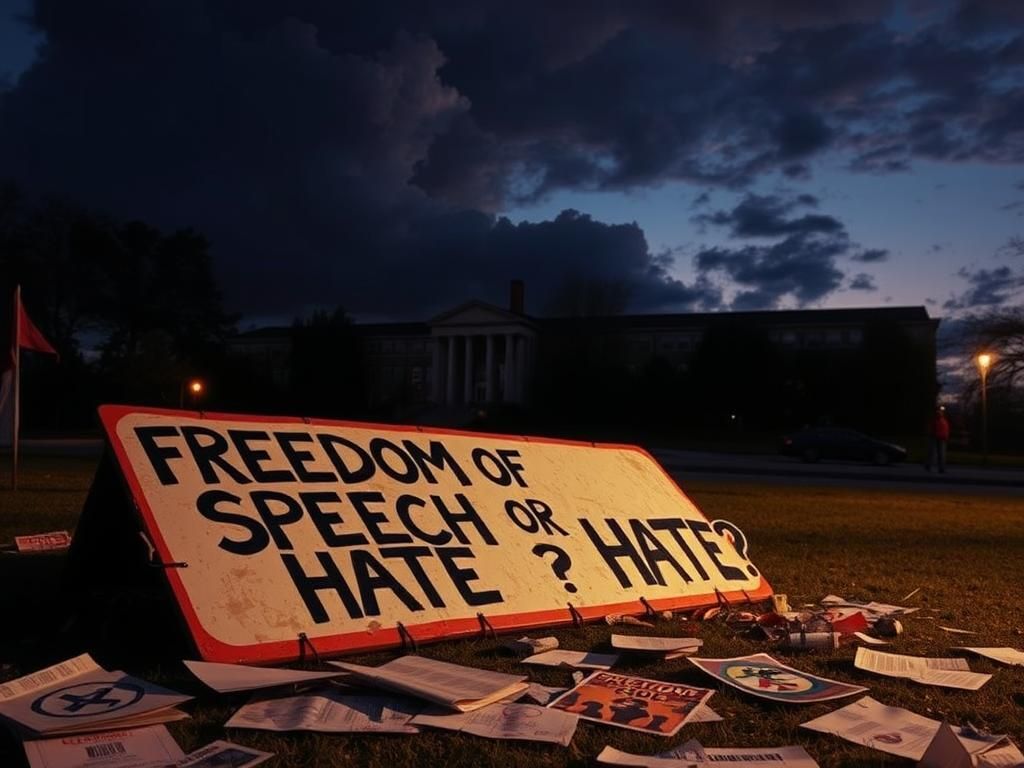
[2,0,1023,330]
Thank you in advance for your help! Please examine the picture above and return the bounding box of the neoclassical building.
[228,292,939,423]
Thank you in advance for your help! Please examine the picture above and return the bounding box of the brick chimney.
[509,279,525,314]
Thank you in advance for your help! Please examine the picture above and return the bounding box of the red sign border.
[98,404,772,664]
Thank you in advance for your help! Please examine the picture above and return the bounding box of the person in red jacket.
[925,405,950,473]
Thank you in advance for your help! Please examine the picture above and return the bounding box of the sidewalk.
[650,448,1024,489]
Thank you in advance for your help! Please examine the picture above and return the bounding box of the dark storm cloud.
[852,248,890,263]
[694,233,847,309]
[3,0,1024,319]
[849,273,878,291]
[695,193,844,238]
[944,265,1024,309]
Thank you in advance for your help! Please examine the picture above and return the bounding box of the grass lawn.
[1,454,1022,766]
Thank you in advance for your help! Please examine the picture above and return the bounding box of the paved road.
[651,447,1024,495]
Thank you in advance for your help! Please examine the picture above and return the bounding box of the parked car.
[779,427,908,465]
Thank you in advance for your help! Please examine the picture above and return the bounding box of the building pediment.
[430,301,534,330]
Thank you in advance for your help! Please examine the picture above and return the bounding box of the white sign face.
[99,406,770,663]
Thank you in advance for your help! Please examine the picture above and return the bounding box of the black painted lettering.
[504,500,538,532]
[369,438,419,484]
[435,493,498,545]
[351,550,424,615]
[182,426,252,484]
[629,519,692,585]
[689,519,746,581]
[276,432,335,482]
[251,490,303,550]
[300,491,368,547]
[134,426,183,485]
[196,489,269,555]
[396,494,452,545]
[579,518,655,588]
[496,449,528,487]
[229,429,295,483]
[437,547,503,606]
[402,439,471,485]
[347,491,413,545]
[525,499,568,536]
[649,518,710,580]
[282,551,362,623]
[317,434,374,483]
[381,546,446,608]
[471,448,512,485]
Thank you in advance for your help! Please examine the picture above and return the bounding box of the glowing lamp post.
[180,378,205,409]
[976,353,992,463]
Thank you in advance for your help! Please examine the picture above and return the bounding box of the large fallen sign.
[82,405,771,663]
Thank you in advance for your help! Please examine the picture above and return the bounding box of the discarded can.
[874,618,904,637]
[788,631,839,650]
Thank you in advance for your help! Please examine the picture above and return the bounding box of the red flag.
[16,296,58,357]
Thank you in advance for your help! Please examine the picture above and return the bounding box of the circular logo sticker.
[31,681,145,718]
[722,662,816,694]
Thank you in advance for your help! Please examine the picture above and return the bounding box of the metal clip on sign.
[297,632,322,664]
[567,603,584,629]
[138,531,188,569]
[397,622,418,653]
[477,612,496,639]
[639,596,658,621]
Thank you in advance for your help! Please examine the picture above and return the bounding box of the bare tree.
[963,307,1024,391]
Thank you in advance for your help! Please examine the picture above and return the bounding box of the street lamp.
[976,353,992,463]
[180,378,205,409]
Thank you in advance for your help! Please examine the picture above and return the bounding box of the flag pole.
[12,284,21,491]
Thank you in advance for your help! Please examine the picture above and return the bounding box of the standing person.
[925,405,950,473]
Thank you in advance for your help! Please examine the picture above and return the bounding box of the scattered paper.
[14,531,72,553]
[689,653,867,704]
[548,671,712,737]
[606,614,655,628]
[502,636,559,655]
[918,721,1024,768]
[821,595,919,620]
[226,688,420,733]
[517,683,566,706]
[23,725,185,768]
[688,704,723,723]
[0,654,191,737]
[522,650,619,670]
[177,740,273,768]
[610,635,702,655]
[939,626,977,635]
[184,660,345,693]
[598,739,820,766]
[820,607,869,634]
[412,702,578,746]
[329,656,527,712]
[851,632,889,646]
[800,696,1010,761]
[854,647,991,690]
[952,647,1024,666]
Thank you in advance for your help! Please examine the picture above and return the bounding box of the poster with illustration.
[547,671,712,736]
[689,654,867,703]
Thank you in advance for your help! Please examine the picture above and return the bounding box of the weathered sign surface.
[98,405,771,663]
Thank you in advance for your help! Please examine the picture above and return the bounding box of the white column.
[463,335,475,404]
[484,334,495,402]
[504,334,516,403]
[519,336,532,404]
[514,335,526,403]
[431,337,442,403]
[446,335,457,405]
